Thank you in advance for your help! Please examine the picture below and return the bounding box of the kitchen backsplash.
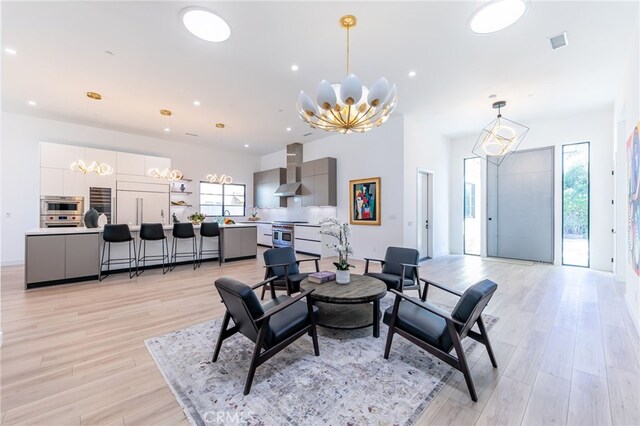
[257,197,337,224]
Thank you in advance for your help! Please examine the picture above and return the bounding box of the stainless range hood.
[274,143,303,197]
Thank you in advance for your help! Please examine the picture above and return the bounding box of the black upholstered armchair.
[364,247,422,298]
[262,247,320,299]
[383,279,498,402]
[213,276,320,395]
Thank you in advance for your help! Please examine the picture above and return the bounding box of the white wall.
[259,116,405,260]
[403,113,451,258]
[0,112,260,265]
[449,108,615,271]
[613,19,640,331]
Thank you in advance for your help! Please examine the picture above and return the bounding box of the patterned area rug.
[145,295,497,426]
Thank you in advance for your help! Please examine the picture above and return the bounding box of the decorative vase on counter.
[336,270,350,284]
[84,208,99,228]
[97,213,108,228]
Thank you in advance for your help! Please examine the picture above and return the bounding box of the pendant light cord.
[346,25,350,75]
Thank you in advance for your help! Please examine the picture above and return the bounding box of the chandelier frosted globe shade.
[469,0,527,34]
[181,8,231,42]
[297,73,397,134]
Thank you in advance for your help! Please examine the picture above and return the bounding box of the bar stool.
[137,223,169,275]
[99,224,137,281]
[198,222,222,267]
[170,222,197,271]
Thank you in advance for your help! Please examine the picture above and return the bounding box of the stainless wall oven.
[40,196,84,227]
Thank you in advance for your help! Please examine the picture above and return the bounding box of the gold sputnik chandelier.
[70,159,113,176]
[296,15,398,134]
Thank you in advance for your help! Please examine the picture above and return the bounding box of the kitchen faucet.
[223,209,231,216]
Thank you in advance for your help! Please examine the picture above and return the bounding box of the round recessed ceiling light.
[244,144,249,148]
[181,7,231,42]
[5,48,17,55]
[164,128,170,132]
[28,100,37,106]
[286,127,292,132]
[216,123,225,129]
[291,64,299,71]
[86,91,102,100]
[408,71,416,77]
[193,100,201,106]
[469,0,527,34]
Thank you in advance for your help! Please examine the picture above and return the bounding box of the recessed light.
[193,100,201,106]
[469,0,527,34]
[216,123,225,129]
[4,48,17,55]
[164,128,170,132]
[28,101,37,106]
[291,64,299,71]
[408,71,416,77]
[244,144,249,148]
[181,7,231,42]
[286,127,292,132]
[87,92,102,100]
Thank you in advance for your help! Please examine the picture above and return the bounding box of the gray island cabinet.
[24,224,257,289]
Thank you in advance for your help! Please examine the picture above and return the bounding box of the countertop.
[25,223,257,236]
[238,221,321,227]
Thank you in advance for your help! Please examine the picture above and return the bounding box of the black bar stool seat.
[138,223,169,275]
[198,222,222,267]
[170,222,197,271]
[99,224,137,281]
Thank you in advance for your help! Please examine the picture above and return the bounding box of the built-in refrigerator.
[115,181,169,225]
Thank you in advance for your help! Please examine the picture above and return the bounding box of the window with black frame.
[199,182,246,217]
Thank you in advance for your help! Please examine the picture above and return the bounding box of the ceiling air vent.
[549,32,568,50]
[303,132,313,137]
[185,132,198,137]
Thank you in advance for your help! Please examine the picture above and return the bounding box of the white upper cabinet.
[116,152,146,176]
[85,148,117,168]
[40,168,64,196]
[40,142,84,169]
[144,156,171,176]
[63,169,85,196]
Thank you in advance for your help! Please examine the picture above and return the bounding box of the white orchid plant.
[319,217,354,271]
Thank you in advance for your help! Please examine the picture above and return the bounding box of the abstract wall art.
[350,177,381,226]
[628,121,640,276]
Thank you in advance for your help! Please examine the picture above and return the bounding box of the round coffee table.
[300,274,387,338]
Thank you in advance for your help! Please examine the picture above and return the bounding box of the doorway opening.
[562,142,590,267]
[417,170,434,261]
[464,158,482,255]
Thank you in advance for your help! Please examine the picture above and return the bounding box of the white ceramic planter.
[336,270,350,284]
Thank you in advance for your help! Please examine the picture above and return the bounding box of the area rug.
[145,295,497,426]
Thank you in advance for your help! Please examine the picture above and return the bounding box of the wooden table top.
[300,274,387,303]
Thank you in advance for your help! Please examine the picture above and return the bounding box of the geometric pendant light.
[472,101,529,166]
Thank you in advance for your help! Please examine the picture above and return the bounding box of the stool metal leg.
[99,240,107,281]
[192,237,197,270]
[162,238,169,274]
[198,235,203,268]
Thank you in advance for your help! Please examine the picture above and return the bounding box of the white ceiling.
[2,1,637,154]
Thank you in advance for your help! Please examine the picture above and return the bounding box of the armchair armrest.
[263,262,291,269]
[389,289,465,327]
[297,257,321,272]
[364,257,385,273]
[254,288,315,322]
[419,278,463,297]
[250,276,278,290]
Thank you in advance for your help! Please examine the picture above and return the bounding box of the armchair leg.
[307,298,320,356]
[244,324,269,396]
[477,316,498,368]
[449,323,477,402]
[212,311,231,362]
[384,295,402,359]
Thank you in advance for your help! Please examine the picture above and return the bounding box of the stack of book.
[308,271,336,284]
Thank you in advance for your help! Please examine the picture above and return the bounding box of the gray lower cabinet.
[222,227,257,260]
[65,234,100,279]
[26,235,66,284]
[26,233,100,288]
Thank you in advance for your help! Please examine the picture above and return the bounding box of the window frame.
[199,181,246,217]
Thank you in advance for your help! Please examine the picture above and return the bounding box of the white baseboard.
[625,297,640,336]
[1,260,24,267]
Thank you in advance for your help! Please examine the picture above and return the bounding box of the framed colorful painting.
[628,121,640,276]
[350,177,381,226]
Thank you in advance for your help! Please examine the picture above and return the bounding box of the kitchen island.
[24,223,257,289]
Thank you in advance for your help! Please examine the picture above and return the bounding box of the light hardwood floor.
[1,253,639,425]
